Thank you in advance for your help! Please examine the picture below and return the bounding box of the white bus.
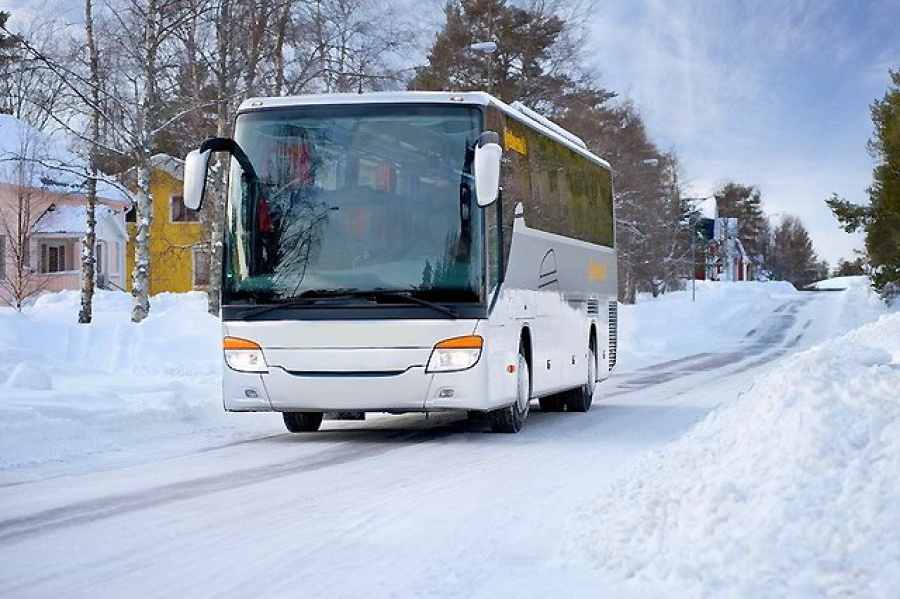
[183,91,617,433]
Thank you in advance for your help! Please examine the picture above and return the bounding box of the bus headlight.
[426,335,483,373]
[224,337,269,373]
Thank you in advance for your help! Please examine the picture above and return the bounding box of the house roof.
[0,114,131,206]
[697,197,717,219]
[32,204,122,237]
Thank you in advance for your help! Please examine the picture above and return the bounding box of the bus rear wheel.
[566,344,597,413]
[283,411,324,433]
[491,349,530,433]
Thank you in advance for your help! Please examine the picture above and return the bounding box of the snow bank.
[4,289,220,375]
[808,275,868,291]
[577,307,900,596]
[0,291,229,470]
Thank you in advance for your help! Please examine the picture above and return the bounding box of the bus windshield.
[223,104,485,305]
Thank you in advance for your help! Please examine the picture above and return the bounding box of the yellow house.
[124,155,208,294]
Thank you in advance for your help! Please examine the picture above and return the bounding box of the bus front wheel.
[490,349,530,433]
[283,411,324,433]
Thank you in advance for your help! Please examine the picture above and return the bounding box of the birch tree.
[78,0,102,324]
[4,2,196,321]
[95,0,194,322]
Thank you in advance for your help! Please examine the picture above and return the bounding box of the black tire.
[566,343,597,413]
[539,395,566,412]
[283,411,324,433]
[491,349,530,433]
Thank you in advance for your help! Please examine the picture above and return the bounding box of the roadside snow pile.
[8,289,221,375]
[5,362,53,390]
[808,275,868,291]
[0,291,229,470]
[579,309,900,596]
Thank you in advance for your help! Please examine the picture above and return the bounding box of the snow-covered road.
[1,285,872,598]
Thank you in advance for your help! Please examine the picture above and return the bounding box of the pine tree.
[409,0,582,107]
[714,182,768,268]
[0,12,19,59]
[834,256,867,277]
[827,69,900,292]
[768,215,821,288]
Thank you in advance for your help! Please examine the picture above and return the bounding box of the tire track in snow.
[0,424,466,544]
[611,296,814,392]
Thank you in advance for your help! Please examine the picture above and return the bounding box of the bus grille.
[608,301,618,369]
[587,298,600,315]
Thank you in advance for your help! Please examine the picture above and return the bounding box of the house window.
[171,195,200,223]
[192,246,210,288]
[40,242,68,273]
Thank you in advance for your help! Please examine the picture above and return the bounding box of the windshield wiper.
[233,289,459,319]
[235,289,371,318]
[366,290,459,319]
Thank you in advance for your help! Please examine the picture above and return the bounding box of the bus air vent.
[608,301,618,369]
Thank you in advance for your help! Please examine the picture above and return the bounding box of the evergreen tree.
[834,256,867,277]
[827,69,900,291]
[714,182,768,275]
[768,215,821,288]
[409,0,586,107]
[0,12,19,60]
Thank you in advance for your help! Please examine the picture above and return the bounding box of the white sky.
[588,0,900,265]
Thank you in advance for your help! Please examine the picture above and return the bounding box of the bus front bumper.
[223,362,497,413]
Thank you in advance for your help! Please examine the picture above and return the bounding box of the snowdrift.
[0,291,228,470]
[579,306,900,596]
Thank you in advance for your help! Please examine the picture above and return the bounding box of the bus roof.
[238,91,611,170]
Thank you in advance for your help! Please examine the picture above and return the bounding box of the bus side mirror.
[183,149,212,210]
[474,134,502,208]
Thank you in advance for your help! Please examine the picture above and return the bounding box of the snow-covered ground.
[0,290,298,483]
[1,277,898,597]
[576,279,900,596]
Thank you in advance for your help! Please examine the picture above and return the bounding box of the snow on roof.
[150,154,184,180]
[120,154,185,186]
[697,197,717,219]
[0,114,131,206]
[32,203,120,235]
